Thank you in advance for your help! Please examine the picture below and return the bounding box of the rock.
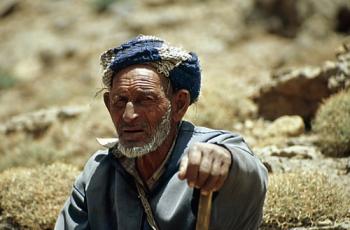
[255,152,286,173]
[124,6,188,33]
[58,106,88,120]
[346,160,350,174]
[256,145,317,159]
[317,219,333,227]
[244,119,254,129]
[249,0,350,37]
[330,42,350,90]
[285,134,319,146]
[249,0,302,37]
[1,106,88,137]
[338,221,350,230]
[0,0,19,18]
[13,58,42,81]
[336,6,350,33]
[251,42,350,122]
[142,0,176,7]
[290,219,350,229]
[4,108,57,136]
[266,115,304,137]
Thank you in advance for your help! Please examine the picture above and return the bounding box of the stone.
[125,7,187,33]
[266,115,304,137]
[249,0,350,37]
[13,58,42,81]
[4,108,57,136]
[0,0,18,18]
[256,145,316,159]
[290,219,350,229]
[346,160,350,174]
[254,145,325,174]
[142,0,176,7]
[317,219,333,226]
[250,0,301,37]
[251,42,350,122]
[1,106,88,137]
[57,106,88,120]
[254,151,286,174]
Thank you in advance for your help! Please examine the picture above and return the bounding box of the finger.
[219,161,230,177]
[178,155,189,180]
[201,174,220,195]
[211,156,222,178]
[186,146,202,187]
[196,152,213,188]
[213,174,228,191]
[213,163,230,191]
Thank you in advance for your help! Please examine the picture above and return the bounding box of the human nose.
[122,101,138,122]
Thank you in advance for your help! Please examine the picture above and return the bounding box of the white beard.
[117,106,172,158]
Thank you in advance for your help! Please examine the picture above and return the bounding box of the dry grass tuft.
[312,89,350,157]
[262,171,350,229]
[0,69,17,90]
[185,74,257,130]
[0,163,79,229]
[0,140,69,173]
[0,102,112,172]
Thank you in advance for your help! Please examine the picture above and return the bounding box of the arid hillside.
[0,0,349,229]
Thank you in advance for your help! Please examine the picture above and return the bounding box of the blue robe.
[55,121,268,230]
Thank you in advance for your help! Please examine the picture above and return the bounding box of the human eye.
[137,94,157,105]
[144,95,155,101]
[111,96,127,107]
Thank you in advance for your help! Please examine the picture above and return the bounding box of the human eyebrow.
[135,88,158,94]
[111,94,128,103]
[133,89,159,98]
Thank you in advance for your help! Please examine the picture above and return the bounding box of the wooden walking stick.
[196,191,213,230]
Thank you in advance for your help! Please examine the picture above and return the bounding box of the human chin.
[117,127,153,148]
[117,107,172,158]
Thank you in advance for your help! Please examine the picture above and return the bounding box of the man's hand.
[178,143,232,195]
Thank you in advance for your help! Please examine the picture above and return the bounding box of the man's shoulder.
[177,120,243,147]
[84,149,110,170]
[181,120,238,136]
[77,149,112,186]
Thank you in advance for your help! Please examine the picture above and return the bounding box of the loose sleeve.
[209,133,268,229]
[54,151,105,230]
[55,170,91,230]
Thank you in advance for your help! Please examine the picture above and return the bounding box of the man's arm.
[55,178,89,230]
[178,133,268,229]
[55,151,106,230]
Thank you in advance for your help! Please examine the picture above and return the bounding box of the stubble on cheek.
[115,122,150,147]
[116,105,172,158]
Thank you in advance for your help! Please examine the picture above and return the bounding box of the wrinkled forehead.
[111,64,169,92]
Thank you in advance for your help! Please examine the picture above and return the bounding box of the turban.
[100,35,201,104]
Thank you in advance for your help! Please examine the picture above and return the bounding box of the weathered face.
[105,65,173,156]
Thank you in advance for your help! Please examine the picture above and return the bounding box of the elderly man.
[55,35,268,230]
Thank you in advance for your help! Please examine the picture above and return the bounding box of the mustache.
[117,105,172,132]
[118,123,147,129]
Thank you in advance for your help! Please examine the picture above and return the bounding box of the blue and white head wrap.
[100,35,201,104]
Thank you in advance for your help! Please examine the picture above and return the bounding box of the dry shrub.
[185,73,257,130]
[88,0,117,12]
[0,69,17,90]
[0,141,68,173]
[0,163,79,229]
[0,102,111,172]
[312,89,350,157]
[262,171,350,229]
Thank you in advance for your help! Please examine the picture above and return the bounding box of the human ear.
[103,91,111,112]
[172,89,190,122]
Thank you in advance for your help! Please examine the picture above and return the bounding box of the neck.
[136,124,177,182]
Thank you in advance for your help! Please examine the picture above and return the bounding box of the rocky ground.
[0,0,349,229]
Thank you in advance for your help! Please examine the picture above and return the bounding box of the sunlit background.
[0,0,349,229]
